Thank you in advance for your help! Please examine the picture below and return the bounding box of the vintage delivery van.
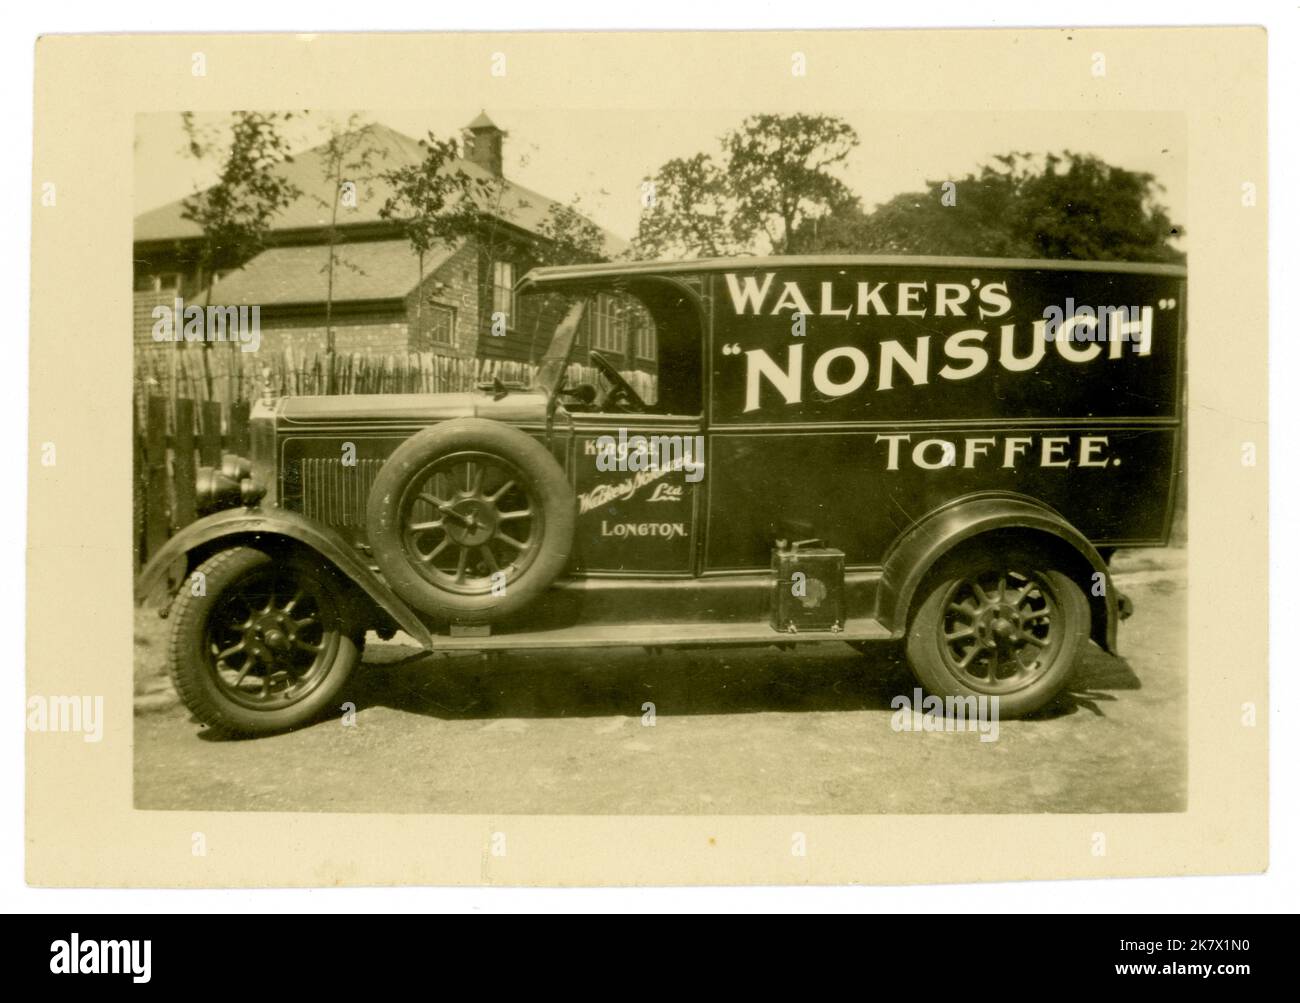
[137,255,1186,735]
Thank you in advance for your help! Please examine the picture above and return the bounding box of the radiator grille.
[300,457,383,528]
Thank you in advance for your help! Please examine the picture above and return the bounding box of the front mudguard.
[134,506,432,647]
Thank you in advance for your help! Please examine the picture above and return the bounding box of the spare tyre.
[366,418,576,625]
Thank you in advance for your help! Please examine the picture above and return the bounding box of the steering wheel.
[589,351,649,412]
[558,381,598,409]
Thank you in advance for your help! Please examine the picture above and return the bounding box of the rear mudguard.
[877,491,1118,653]
[134,507,432,647]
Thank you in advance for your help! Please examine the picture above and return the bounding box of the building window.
[592,294,627,354]
[632,307,656,362]
[427,304,455,346]
[134,272,182,294]
[492,261,516,327]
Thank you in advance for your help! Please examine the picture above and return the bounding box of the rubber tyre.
[905,550,1090,718]
[167,546,361,736]
[365,418,576,624]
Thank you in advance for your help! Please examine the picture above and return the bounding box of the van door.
[561,283,707,576]
[567,412,704,575]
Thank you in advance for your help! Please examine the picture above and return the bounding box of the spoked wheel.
[906,549,1089,717]
[367,418,576,624]
[939,569,1057,694]
[168,547,361,735]
[399,450,541,596]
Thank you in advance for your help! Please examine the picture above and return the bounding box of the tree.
[308,115,385,389]
[633,153,736,259]
[180,110,301,399]
[722,113,858,254]
[634,114,859,259]
[795,151,1185,263]
[534,197,610,267]
[379,133,617,362]
[378,134,482,349]
[523,197,613,363]
[384,137,557,347]
[460,167,530,340]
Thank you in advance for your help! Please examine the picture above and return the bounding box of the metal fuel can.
[770,539,846,633]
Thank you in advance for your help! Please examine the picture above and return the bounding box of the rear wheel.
[905,549,1089,718]
[168,547,361,736]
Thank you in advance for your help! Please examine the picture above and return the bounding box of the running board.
[428,618,894,652]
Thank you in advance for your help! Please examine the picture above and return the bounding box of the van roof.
[520,254,1187,289]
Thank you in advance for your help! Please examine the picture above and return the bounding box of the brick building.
[133,114,652,380]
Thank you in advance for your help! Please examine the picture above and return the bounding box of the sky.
[135,108,1187,244]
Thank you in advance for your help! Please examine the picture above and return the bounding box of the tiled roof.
[134,120,627,255]
[204,239,461,306]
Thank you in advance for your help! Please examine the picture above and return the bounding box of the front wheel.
[167,546,361,736]
[905,550,1089,718]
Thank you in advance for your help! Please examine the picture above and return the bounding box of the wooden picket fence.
[133,392,247,571]
[134,347,655,569]
[134,343,542,403]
